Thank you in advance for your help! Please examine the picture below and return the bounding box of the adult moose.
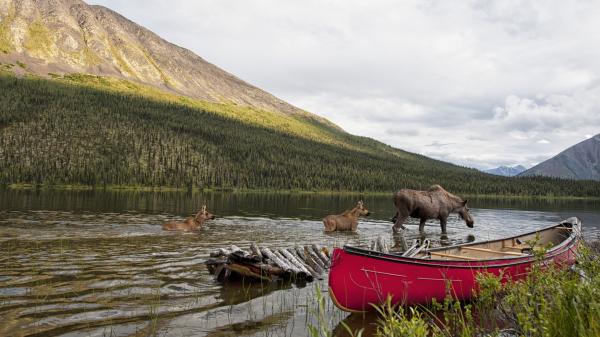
[323,200,371,232]
[162,205,215,231]
[392,185,474,234]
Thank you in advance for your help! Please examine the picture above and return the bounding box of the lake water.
[1,190,599,336]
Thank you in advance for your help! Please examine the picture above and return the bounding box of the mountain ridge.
[0,0,333,123]
[519,135,600,181]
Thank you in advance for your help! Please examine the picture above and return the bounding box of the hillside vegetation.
[1,74,600,197]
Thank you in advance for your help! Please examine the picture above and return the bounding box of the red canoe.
[328,217,582,312]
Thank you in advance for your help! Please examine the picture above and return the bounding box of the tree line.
[1,74,599,197]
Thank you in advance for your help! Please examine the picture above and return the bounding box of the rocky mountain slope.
[0,0,320,118]
[484,165,527,177]
[520,135,600,181]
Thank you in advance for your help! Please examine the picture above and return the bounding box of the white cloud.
[88,0,600,169]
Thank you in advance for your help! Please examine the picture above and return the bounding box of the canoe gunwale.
[341,219,581,269]
[329,218,582,311]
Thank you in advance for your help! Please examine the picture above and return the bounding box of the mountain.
[519,135,600,181]
[484,165,527,177]
[1,0,600,196]
[0,0,324,119]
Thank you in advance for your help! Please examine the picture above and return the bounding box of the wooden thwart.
[428,251,479,260]
[461,246,525,256]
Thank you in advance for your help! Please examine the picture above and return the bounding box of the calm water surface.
[1,190,599,337]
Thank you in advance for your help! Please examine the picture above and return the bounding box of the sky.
[89,0,600,170]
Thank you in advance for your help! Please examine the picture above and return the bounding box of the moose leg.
[393,212,408,233]
[419,218,427,232]
[323,218,336,232]
[440,218,448,234]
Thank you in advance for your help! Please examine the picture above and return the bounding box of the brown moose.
[162,205,215,231]
[392,185,474,234]
[323,200,371,232]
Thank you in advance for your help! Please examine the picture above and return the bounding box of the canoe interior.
[414,224,575,261]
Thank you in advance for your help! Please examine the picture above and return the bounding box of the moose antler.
[201,205,207,212]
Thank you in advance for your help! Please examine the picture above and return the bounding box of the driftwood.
[207,242,330,283]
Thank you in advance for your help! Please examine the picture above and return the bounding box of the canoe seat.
[428,251,479,261]
[460,246,525,256]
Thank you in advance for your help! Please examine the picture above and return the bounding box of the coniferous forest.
[1,74,599,197]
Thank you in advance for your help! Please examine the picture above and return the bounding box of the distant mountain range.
[484,165,527,177]
[520,134,600,181]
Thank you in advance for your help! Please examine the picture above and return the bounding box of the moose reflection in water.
[323,200,371,232]
[162,204,215,231]
[392,185,474,234]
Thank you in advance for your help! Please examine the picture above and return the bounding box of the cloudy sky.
[89,0,600,169]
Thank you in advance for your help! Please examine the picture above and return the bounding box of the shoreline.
[3,184,600,201]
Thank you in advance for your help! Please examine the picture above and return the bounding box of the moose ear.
[462,200,468,206]
[201,205,207,211]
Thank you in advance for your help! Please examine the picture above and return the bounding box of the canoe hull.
[328,221,580,312]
